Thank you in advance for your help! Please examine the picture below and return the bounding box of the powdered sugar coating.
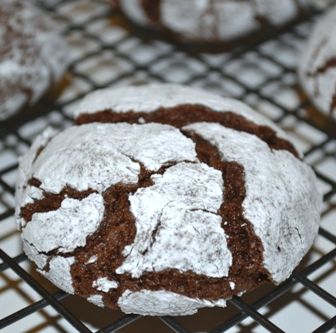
[22,240,48,270]
[119,0,325,41]
[16,127,57,228]
[118,290,226,316]
[21,186,44,207]
[0,0,68,120]
[184,122,321,283]
[76,84,289,141]
[17,122,199,293]
[22,194,105,254]
[116,162,232,278]
[39,256,75,294]
[86,255,98,264]
[299,6,336,120]
[87,295,105,308]
[93,277,119,292]
[16,128,57,203]
[27,123,196,194]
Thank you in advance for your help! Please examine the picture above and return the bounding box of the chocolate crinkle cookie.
[16,84,322,316]
[0,0,68,120]
[299,5,336,122]
[115,0,334,43]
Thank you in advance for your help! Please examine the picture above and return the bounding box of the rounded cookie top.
[299,6,336,121]
[0,0,68,120]
[16,84,321,316]
[118,0,326,42]
[75,83,290,141]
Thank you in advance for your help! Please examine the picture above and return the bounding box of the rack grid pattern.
[0,1,335,332]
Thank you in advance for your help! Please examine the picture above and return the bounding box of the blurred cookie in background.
[114,0,333,47]
[0,0,69,120]
[299,6,336,130]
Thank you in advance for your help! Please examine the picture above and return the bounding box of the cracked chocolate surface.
[22,112,291,303]
[76,105,298,157]
[21,182,96,223]
[17,84,321,316]
[19,117,268,305]
[51,148,265,309]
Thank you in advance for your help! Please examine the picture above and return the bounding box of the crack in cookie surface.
[141,0,160,22]
[69,161,222,307]
[69,163,238,308]
[76,104,298,157]
[65,126,271,308]
[21,181,96,223]
[183,131,267,278]
[68,149,269,309]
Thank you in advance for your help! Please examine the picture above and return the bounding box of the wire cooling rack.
[0,1,335,332]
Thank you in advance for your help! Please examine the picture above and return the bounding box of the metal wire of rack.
[0,1,335,332]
